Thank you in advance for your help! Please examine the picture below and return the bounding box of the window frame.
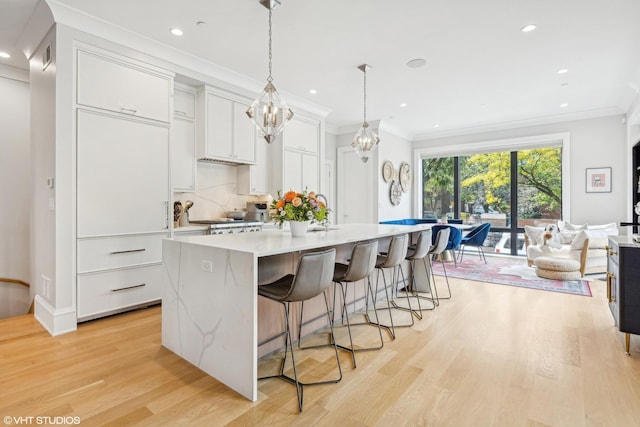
[413,132,571,226]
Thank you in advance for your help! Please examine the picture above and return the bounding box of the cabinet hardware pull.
[109,248,146,255]
[606,273,612,302]
[111,283,146,292]
[120,107,138,115]
[608,249,617,256]
[175,110,188,116]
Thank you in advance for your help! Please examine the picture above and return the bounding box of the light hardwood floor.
[1,274,639,426]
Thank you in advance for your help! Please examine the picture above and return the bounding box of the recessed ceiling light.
[309,89,317,94]
[406,58,426,68]
[433,124,440,128]
[560,103,568,107]
[560,82,569,86]
[196,21,207,27]
[557,68,568,74]
[400,103,407,107]
[521,24,537,33]
[170,28,184,36]
[0,51,10,59]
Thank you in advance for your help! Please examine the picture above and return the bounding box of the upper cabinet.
[196,86,256,164]
[282,117,319,154]
[76,49,172,123]
[171,85,197,192]
[270,115,322,195]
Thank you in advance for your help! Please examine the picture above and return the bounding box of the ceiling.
[3,0,640,138]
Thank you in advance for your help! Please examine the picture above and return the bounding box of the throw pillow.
[570,230,589,250]
[560,230,578,244]
[565,222,588,231]
[524,225,544,245]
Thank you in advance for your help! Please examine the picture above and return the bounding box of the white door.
[337,147,374,224]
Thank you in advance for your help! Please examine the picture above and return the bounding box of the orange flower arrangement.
[269,190,328,225]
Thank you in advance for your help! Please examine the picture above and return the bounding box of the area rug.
[431,256,592,297]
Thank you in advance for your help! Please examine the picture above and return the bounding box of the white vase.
[289,220,310,237]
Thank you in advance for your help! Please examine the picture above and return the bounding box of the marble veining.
[161,223,426,401]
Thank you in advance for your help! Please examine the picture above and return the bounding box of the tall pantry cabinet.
[270,115,321,196]
[75,46,173,321]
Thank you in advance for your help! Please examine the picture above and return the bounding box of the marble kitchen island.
[161,223,428,401]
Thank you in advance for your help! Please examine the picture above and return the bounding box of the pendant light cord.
[267,7,273,83]
[363,68,367,124]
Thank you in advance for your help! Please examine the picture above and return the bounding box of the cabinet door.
[205,94,234,160]
[283,118,319,153]
[77,50,171,123]
[237,135,269,195]
[283,150,302,192]
[171,116,196,191]
[233,102,256,163]
[77,110,169,236]
[174,88,195,119]
[302,152,319,191]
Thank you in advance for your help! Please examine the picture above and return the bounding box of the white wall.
[377,127,413,221]
[0,67,31,317]
[413,115,628,229]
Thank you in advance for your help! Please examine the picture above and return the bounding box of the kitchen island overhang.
[161,223,431,401]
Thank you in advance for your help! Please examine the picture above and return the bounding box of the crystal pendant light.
[352,64,379,163]
[246,0,293,143]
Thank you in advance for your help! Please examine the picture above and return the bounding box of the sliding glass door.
[422,146,562,256]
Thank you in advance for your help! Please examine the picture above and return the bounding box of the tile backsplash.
[173,162,270,221]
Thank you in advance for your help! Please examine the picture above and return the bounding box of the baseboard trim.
[34,295,77,336]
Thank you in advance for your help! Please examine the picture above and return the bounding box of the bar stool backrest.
[341,240,379,282]
[409,229,432,260]
[429,228,451,255]
[287,248,337,302]
[379,234,409,269]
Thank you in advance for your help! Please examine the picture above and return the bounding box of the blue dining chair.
[431,225,463,267]
[458,223,492,263]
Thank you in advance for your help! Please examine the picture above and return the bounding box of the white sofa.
[524,221,618,275]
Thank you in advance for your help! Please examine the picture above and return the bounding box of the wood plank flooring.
[1,274,640,426]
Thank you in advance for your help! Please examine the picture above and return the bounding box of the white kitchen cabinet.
[197,87,256,164]
[173,87,196,119]
[76,49,171,123]
[237,132,270,195]
[271,114,321,195]
[77,264,165,321]
[75,44,173,324]
[77,110,170,237]
[283,116,319,154]
[77,233,167,274]
[283,149,319,192]
[171,86,197,191]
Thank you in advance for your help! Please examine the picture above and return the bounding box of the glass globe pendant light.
[352,64,379,163]
[246,0,294,143]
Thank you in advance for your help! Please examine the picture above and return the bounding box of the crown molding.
[412,106,623,141]
[44,0,332,119]
[0,64,30,83]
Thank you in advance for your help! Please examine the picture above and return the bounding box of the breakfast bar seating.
[257,248,341,412]
[162,223,432,401]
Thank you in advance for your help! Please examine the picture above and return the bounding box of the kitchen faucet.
[316,193,330,230]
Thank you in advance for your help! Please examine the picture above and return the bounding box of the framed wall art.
[586,167,611,193]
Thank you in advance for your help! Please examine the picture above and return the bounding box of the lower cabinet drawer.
[77,233,168,273]
[77,264,164,321]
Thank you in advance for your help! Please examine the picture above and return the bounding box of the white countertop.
[169,223,431,257]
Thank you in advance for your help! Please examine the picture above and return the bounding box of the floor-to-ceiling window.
[421,146,563,256]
